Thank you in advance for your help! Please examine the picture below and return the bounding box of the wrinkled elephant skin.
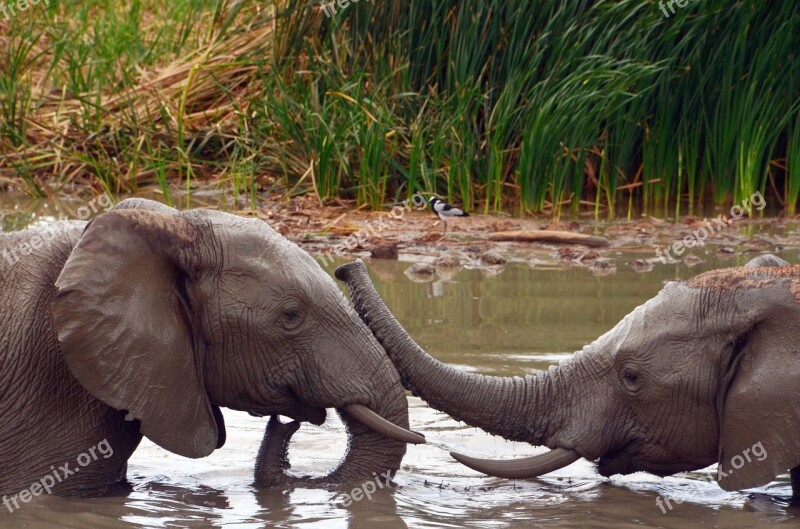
[336,254,800,495]
[0,199,417,496]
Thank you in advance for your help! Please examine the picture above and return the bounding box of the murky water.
[2,194,800,528]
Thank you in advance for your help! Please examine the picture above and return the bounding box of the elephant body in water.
[0,198,421,498]
[336,254,800,496]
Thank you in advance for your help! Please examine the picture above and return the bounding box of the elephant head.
[51,199,422,486]
[335,256,800,492]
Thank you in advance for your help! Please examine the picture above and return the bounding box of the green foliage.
[1,0,799,216]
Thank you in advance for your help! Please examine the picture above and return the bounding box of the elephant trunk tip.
[334,259,367,282]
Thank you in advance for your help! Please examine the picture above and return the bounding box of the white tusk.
[343,404,426,444]
[450,448,580,479]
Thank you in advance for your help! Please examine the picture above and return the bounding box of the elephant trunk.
[335,260,559,445]
[335,260,583,479]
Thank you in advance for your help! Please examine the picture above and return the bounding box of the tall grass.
[1,0,799,216]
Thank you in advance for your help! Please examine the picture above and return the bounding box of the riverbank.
[267,195,793,275]
[2,190,793,277]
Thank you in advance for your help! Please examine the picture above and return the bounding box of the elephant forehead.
[179,210,345,303]
[178,209,316,267]
[216,219,343,298]
[588,304,644,356]
[592,283,693,355]
[183,208,284,244]
[198,213,301,263]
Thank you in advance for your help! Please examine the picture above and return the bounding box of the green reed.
[1,0,799,216]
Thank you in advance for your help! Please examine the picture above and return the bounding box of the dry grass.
[1,0,799,218]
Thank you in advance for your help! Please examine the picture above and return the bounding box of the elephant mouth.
[597,451,633,477]
[272,390,425,444]
[596,439,690,478]
[596,437,646,477]
[246,392,328,426]
[261,402,426,445]
[286,406,327,426]
[598,451,706,478]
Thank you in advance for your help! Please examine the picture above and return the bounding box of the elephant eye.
[621,367,642,393]
[280,308,304,331]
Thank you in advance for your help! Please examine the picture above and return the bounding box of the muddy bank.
[237,195,797,276]
[1,190,797,276]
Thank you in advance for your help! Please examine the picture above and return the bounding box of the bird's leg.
[442,220,447,237]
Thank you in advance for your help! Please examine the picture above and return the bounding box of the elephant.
[335,254,800,496]
[0,198,423,499]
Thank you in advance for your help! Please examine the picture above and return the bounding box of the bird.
[429,196,469,236]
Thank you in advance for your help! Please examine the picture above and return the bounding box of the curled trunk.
[335,260,584,479]
[335,260,561,445]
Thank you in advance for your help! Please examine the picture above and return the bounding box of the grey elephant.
[0,198,422,500]
[335,255,800,496]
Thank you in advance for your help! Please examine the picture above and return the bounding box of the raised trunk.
[335,260,565,446]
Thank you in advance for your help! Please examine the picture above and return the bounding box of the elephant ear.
[53,208,220,458]
[711,268,800,490]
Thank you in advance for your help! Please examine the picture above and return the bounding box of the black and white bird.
[429,196,469,235]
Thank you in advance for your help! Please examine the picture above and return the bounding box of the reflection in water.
[2,194,800,527]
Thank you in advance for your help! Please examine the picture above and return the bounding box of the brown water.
[2,194,799,528]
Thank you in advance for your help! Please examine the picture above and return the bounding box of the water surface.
[2,194,799,528]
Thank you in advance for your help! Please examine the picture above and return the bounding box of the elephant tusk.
[343,404,426,445]
[450,448,580,479]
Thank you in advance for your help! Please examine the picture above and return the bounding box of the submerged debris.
[404,263,436,282]
[370,243,399,260]
[481,250,508,266]
[590,259,617,276]
[557,247,583,262]
[742,238,773,252]
[630,259,654,273]
[527,256,551,268]
[683,254,705,267]
[435,253,462,269]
